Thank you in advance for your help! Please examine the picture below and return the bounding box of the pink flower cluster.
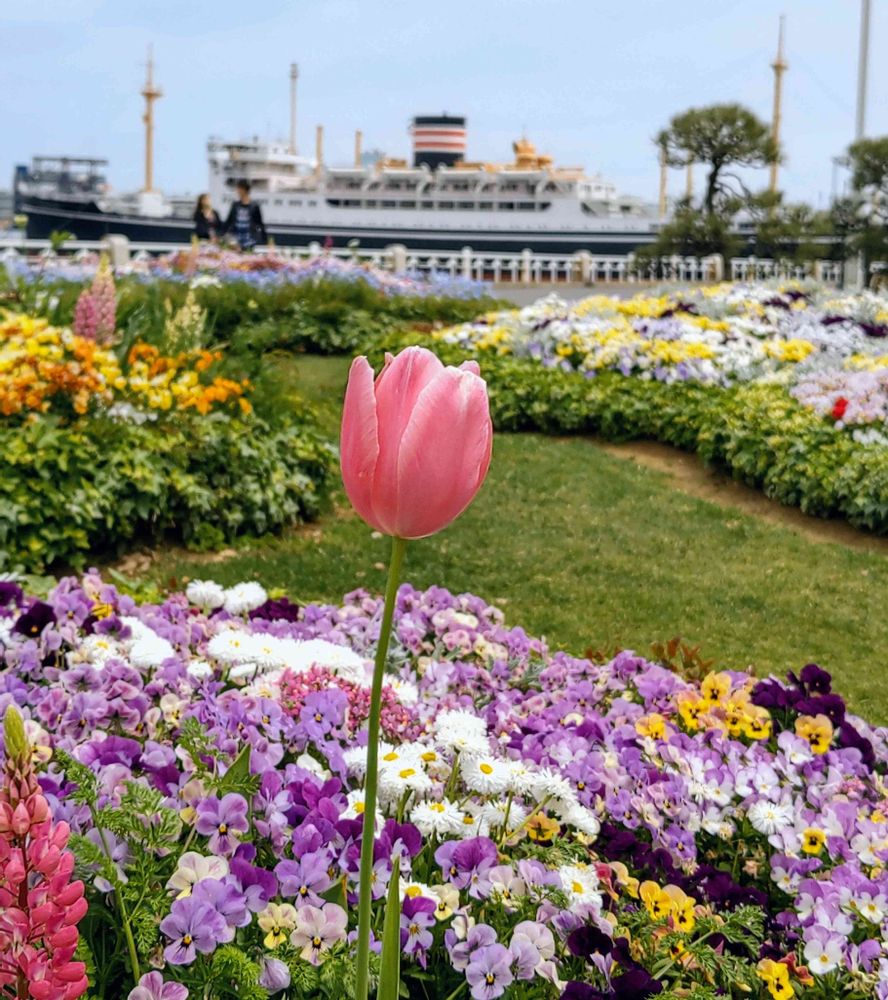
[279,665,420,741]
[72,257,116,344]
[0,709,88,1000]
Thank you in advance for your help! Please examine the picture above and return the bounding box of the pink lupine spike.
[0,707,88,1000]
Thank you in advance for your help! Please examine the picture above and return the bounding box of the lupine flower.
[0,706,88,1000]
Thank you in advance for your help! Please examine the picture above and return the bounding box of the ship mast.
[769,16,787,194]
[141,46,162,192]
[289,63,299,154]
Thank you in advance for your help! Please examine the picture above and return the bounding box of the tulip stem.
[355,535,407,1000]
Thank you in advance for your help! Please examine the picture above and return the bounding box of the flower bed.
[1,252,501,357]
[371,283,888,533]
[0,574,886,998]
[0,308,335,572]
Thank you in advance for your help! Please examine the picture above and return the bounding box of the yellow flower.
[801,827,827,855]
[258,902,298,949]
[662,884,696,933]
[675,691,705,731]
[635,713,667,740]
[700,671,732,705]
[526,813,560,842]
[795,714,833,754]
[741,708,772,741]
[639,881,672,921]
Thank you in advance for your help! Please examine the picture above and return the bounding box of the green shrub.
[0,413,336,573]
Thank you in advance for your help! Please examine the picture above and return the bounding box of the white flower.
[283,639,368,684]
[223,582,268,615]
[803,935,843,975]
[75,634,121,666]
[434,710,487,740]
[475,799,527,832]
[531,768,578,809]
[386,678,419,705]
[562,803,600,839]
[121,617,176,668]
[460,755,511,796]
[506,760,538,796]
[342,789,383,828]
[559,865,602,913]
[166,852,230,898]
[343,746,370,777]
[186,658,213,680]
[399,878,435,903]
[207,629,251,664]
[410,800,467,837]
[186,579,226,611]
[296,753,329,779]
[380,761,434,800]
[747,799,794,835]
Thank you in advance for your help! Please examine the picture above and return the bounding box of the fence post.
[387,243,408,274]
[460,246,473,280]
[707,254,724,282]
[520,248,532,284]
[574,250,593,285]
[102,234,131,268]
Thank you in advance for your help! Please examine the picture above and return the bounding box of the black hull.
[22,198,659,255]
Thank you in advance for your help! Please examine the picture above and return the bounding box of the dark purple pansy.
[12,601,56,638]
[249,597,301,623]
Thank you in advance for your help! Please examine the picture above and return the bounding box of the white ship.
[19,62,662,253]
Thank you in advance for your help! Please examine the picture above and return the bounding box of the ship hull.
[22,197,659,255]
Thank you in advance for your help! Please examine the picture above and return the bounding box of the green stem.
[94,816,141,985]
[355,535,407,1000]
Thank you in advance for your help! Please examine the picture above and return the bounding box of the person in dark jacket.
[220,180,267,250]
[193,193,221,241]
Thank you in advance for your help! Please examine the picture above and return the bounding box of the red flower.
[831,397,849,421]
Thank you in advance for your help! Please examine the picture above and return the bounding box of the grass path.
[146,354,888,723]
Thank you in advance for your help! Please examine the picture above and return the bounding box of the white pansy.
[223,582,268,615]
[185,579,226,611]
[166,852,230,898]
[296,753,329,778]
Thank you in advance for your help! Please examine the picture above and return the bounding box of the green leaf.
[216,743,252,794]
[378,860,403,1000]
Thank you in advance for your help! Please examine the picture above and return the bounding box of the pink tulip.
[341,346,492,539]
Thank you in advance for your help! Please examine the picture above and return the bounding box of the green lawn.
[148,354,888,723]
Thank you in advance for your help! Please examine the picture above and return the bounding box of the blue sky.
[3,0,884,207]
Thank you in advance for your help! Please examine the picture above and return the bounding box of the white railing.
[0,232,869,288]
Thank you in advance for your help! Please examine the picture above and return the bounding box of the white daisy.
[562,803,600,839]
[460,755,511,796]
[410,800,467,837]
[559,865,603,913]
[747,799,794,835]
[207,630,251,664]
[386,678,419,705]
[380,761,434,800]
[223,582,268,615]
[186,658,213,680]
[185,579,226,611]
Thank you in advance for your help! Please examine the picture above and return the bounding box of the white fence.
[0,232,869,288]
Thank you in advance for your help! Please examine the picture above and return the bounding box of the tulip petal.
[340,356,382,531]
[391,365,492,538]
[371,347,445,532]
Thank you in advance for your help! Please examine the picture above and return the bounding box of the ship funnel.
[315,124,324,176]
[355,129,363,168]
[410,115,466,169]
[289,63,298,155]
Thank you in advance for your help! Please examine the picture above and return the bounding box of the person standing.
[193,193,221,241]
[221,179,267,250]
